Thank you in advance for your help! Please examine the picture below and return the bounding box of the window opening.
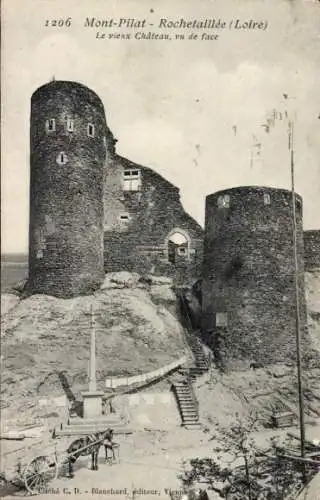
[123,169,141,191]
[218,194,230,208]
[264,193,271,205]
[87,123,95,138]
[56,152,68,165]
[167,231,189,265]
[216,312,228,327]
[46,119,56,132]
[66,119,74,132]
[119,213,131,223]
[177,247,187,255]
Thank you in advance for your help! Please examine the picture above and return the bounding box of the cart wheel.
[23,455,58,495]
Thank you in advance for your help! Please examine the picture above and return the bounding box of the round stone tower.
[202,186,308,370]
[28,80,107,298]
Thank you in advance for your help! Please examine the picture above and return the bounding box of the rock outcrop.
[1,273,188,418]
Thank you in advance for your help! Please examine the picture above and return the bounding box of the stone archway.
[164,228,191,264]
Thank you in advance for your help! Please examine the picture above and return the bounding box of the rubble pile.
[197,363,320,432]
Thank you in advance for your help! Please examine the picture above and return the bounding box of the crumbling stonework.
[202,186,308,370]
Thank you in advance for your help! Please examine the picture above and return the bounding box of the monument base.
[82,391,104,419]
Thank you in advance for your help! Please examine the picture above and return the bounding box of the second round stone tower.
[28,81,108,297]
[202,186,308,370]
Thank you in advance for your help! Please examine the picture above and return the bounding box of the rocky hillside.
[0,272,189,419]
[1,268,319,426]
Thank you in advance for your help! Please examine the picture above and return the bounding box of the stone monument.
[82,307,104,418]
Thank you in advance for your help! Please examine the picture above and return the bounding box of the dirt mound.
[0,273,188,418]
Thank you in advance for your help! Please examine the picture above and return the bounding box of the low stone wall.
[105,356,187,389]
[304,230,320,270]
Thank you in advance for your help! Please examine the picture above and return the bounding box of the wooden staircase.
[177,289,209,375]
[171,289,212,428]
[172,375,200,428]
[188,334,209,376]
[172,337,207,428]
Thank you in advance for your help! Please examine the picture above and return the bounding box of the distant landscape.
[1,254,28,292]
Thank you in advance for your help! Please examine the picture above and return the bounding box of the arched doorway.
[165,229,190,265]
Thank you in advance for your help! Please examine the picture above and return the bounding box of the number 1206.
[45,18,72,27]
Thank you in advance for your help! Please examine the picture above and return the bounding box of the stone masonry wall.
[304,230,320,270]
[103,154,203,284]
[202,186,308,370]
[28,81,107,298]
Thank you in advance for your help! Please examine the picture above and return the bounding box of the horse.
[103,428,117,462]
[65,429,113,478]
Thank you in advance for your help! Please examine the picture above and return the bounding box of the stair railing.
[178,289,208,370]
[177,289,195,334]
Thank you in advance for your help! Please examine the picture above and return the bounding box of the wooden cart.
[23,453,59,495]
[22,436,112,495]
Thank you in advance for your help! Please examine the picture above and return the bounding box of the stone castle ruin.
[27,80,203,298]
[27,80,320,368]
[202,186,308,369]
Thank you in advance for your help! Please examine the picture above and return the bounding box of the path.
[3,428,223,500]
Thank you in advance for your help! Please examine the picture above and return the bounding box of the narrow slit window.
[264,193,271,205]
[56,152,68,165]
[66,119,74,132]
[46,119,56,132]
[87,123,95,138]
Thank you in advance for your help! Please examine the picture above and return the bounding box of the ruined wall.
[103,154,203,284]
[304,230,320,270]
[28,81,108,297]
[202,186,308,370]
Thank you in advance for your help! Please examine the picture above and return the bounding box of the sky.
[1,0,320,253]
